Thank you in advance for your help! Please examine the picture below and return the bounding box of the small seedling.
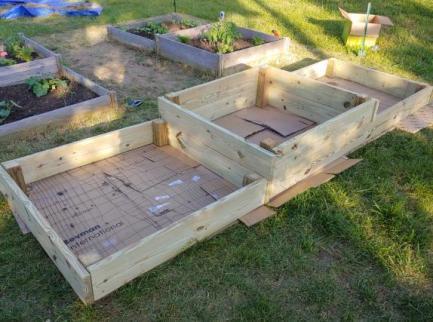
[0,100,21,124]
[5,36,34,62]
[177,35,191,44]
[252,36,265,46]
[26,76,68,97]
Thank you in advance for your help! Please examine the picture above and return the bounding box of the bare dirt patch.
[35,26,210,105]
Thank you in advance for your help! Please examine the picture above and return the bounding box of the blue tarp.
[0,0,102,19]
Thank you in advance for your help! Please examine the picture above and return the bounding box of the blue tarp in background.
[0,0,102,19]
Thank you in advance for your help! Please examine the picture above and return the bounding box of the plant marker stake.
[359,2,371,57]
[173,0,177,13]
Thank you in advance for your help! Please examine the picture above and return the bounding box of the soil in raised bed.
[186,38,260,53]
[0,80,98,124]
[128,21,196,40]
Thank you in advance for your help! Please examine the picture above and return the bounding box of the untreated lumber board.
[152,119,169,146]
[3,121,153,183]
[239,206,276,227]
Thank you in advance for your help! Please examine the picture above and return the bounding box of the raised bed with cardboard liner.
[160,67,379,199]
[293,58,433,140]
[0,120,267,303]
[107,13,208,52]
[158,24,290,76]
[0,60,117,138]
[0,33,60,74]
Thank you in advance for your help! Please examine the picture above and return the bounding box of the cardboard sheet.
[28,144,237,267]
[235,106,315,137]
[214,113,265,138]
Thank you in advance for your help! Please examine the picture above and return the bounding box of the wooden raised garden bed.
[160,67,379,198]
[0,59,117,138]
[0,120,267,303]
[107,13,208,52]
[293,58,433,140]
[158,23,290,76]
[0,33,60,75]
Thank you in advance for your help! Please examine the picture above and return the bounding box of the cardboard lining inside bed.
[28,144,237,267]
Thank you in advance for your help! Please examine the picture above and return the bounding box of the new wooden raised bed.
[0,33,60,75]
[293,58,433,140]
[160,67,379,198]
[0,60,117,138]
[0,120,267,303]
[107,13,208,52]
[158,24,290,76]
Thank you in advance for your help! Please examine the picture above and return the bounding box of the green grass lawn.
[1,0,432,320]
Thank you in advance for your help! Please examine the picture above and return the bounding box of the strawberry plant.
[5,36,34,62]
[179,19,198,28]
[0,100,21,124]
[177,35,191,43]
[0,57,16,66]
[26,76,68,97]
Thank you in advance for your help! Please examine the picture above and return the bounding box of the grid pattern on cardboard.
[397,105,433,133]
[28,145,237,267]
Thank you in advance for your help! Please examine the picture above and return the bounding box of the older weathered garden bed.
[107,13,208,52]
[0,61,117,138]
[158,23,290,76]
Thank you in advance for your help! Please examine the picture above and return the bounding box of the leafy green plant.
[0,100,21,124]
[0,57,16,66]
[180,19,198,28]
[26,76,68,97]
[177,35,191,44]
[5,36,34,62]
[252,36,265,46]
[202,21,241,53]
[137,22,169,35]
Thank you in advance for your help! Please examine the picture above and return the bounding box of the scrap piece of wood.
[152,120,169,147]
[239,205,276,227]
[7,165,28,195]
[323,157,362,175]
[268,173,335,208]
[243,173,261,186]
[259,138,278,152]
[256,67,268,107]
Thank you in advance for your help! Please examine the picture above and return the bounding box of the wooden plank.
[87,178,267,300]
[152,119,169,146]
[368,86,433,141]
[0,56,58,86]
[0,166,93,303]
[324,157,361,174]
[159,97,275,180]
[3,121,154,183]
[167,67,259,111]
[6,164,27,195]
[292,59,329,79]
[266,67,363,112]
[0,95,112,139]
[61,66,111,97]
[267,85,342,123]
[239,205,275,227]
[333,59,427,99]
[270,99,378,197]
[256,67,268,107]
[107,25,156,51]
[20,33,60,59]
[167,124,257,187]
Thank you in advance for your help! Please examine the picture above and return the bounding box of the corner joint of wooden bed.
[152,120,169,147]
[242,173,262,186]
[256,65,269,107]
[4,162,28,195]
